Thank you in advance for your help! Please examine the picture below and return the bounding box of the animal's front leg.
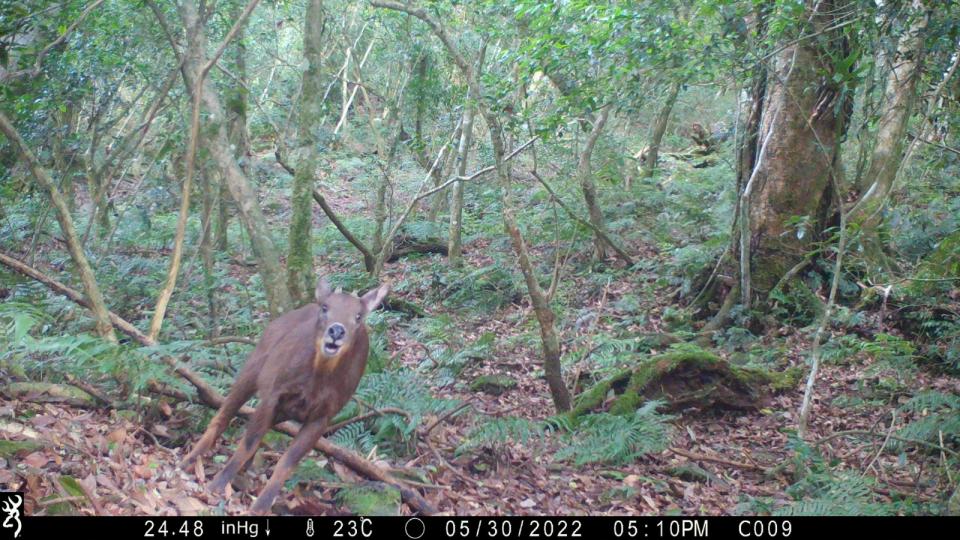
[208,397,278,494]
[250,418,327,514]
[182,366,257,467]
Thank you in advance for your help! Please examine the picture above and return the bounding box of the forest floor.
[3,157,957,516]
[4,245,957,516]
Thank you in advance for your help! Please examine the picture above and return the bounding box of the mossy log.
[382,297,426,317]
[568,350,801,418]
[387,237,449,261]
[2,382,98,408]
[469,374,517,395]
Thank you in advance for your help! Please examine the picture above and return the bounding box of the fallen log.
[387,238,448,262]
[568,348,801,419]
[2,382,98,408]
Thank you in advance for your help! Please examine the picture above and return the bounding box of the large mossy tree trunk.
[287,0,325,305]
[178,0,292,317]
[737,0,849,309]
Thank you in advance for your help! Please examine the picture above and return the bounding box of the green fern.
[330,421,376,455]
[776,473,890,516]
[457,416,549,454]
[331,370,460,452]
[896,390,960,447]
[556,402,672,466]
[457,402,672,466]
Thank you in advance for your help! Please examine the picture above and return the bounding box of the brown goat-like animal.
[182,276,389,513]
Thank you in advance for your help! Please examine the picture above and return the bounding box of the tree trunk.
[220,1,252,252]
[577,106,611,260]
[0,111,117,343]
[642,81,681,178]
[448,102,475,267]
[849,0,929,264]
[488,116,572,411]
[287,0,324,305]
[177,0,292,317]
[369,0,573,412]
[738,0,849,307]
[427,126,458,223]
[543,70,615,260]
[200,163,219,338]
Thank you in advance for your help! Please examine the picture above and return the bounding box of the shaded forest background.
[1,0,959,515]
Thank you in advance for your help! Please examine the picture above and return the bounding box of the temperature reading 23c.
[333,518,373,538]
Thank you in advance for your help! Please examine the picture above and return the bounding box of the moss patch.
[469,374,518,395]
[569,348,799,419]
[0,439,44,459]
[335,482,401,516]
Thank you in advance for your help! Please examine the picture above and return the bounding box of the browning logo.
[0,493,22,539]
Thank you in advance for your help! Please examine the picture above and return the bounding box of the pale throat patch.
[312,340,351,374]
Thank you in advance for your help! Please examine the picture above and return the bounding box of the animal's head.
[313,276,389,359]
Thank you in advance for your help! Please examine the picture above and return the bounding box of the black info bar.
[8,516,957,540]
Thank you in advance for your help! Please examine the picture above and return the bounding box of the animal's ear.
[315,276,333,303]
[360,283,389,314]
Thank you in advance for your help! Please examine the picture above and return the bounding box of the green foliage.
[896,391,960,449]
[330,421,377,455]
[457,416,551,455]
[777,472,891,516]
[776,438,893,516]
[434,263,524,312]
[330,370,460,456]
[555,402,672,466]
[412,314,496,384]
[458,402,672,467]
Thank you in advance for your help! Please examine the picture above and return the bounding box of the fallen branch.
[530,171,634,265]
[814,429,959,459]
[0,251,150,344]
[0,251,436,515]
[64,374,115,408]
[313,189,376,272]
[382,297,427,317]
[667,447,766,472]
[2,382,98,408]
[422,402,472,437]
[387,239,448,262]
[207,336,257,346]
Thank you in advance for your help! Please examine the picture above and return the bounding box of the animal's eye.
[355,314,362,322]
[321,304,328,314]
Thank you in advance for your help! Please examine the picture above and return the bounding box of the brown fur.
[182,276,388,513]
